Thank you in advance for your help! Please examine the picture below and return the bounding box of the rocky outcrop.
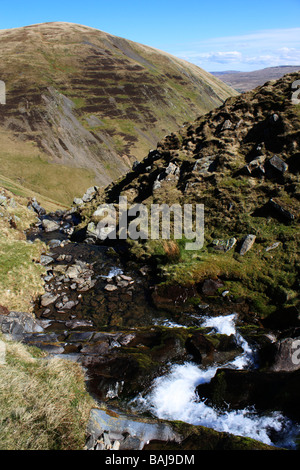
[85,406,275,451]
[197,367,300,421]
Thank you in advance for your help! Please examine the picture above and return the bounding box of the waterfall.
[130,313,299,448]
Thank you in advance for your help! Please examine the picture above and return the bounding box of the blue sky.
[1,0,300,71]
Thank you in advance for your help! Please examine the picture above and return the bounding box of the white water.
[131,314,299,448]
[101,266,123,279]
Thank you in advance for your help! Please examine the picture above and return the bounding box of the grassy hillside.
[0,186,47,311]
[0,333,95,450]
[0,22,237,205]
[77,72,300,321]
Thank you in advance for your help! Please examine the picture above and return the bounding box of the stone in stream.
[29,198,46,216]
[42,218,60,232]
[0,311,44,341]
[41,293,60,307]
[105,284,118,292]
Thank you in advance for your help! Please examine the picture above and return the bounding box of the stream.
[25,208,300,450]
[130,314,298,448]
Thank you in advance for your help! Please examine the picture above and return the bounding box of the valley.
[0,22,299,452]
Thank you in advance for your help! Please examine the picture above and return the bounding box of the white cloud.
[169,28,300,71]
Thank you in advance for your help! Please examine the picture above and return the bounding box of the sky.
[1,0,300,72]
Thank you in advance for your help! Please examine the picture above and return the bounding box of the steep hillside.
[0,22,236,205]
[76,72,300,323]
[213,66,300,92]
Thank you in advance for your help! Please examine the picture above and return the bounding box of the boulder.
[0,311,44,341]
[197,367,300,420]
[82,186,99,203]
[239,234,256,255]
[221,119,232,131]
[269,198,295,221]
[73,197,84,206]
[40,255,55,266]
[193,155,218,175]
[262,335,300,372]
[212,237,237,252]
[86,408,180,451]
[40,293,60,307]
[42,218,60,232]
[268,155,288,174]
[29,198,46,216]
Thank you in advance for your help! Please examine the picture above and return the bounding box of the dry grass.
[0,335,96,450]
[0,187,46,311]
[162,240,181,263]
[0,129,95,207]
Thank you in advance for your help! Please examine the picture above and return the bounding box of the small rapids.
[130,314,299,449]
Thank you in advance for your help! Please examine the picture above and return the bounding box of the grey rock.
[221,119,232,131]
[42,219,60,232]
[82,186,99,203]
[212,237,237,252]
[0,311,44,341]
[66,264,83,279]
[165,162,180,177]
[30,198,46,216]
[64,319,93,329]
[120,436,142,450]
[22,332,59,344]
[73,197,84,206]
[265,242,281,252]
[269,337,300,372]
[32,343,65,354]
[87,408,181,451]
[152,177,161,191]
[62,300,78,310]
[269,198,295,221]
[40,255,54,266]
[41,293,60,307]
[269,155,288,174]
[104,284,118,292]
[66,332,94,343]
[193,156,217,175]
[0,195,7,206]
[81,342,109,355]
[239,234,256,255]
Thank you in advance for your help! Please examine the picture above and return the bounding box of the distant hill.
[0,22,236,205]
[212,66,300,92]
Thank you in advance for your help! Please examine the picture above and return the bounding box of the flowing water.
[130,314,300,449]
[27,216,300,449]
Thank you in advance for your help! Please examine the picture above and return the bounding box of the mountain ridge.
[0,22,236,205]
[212,65,300,92]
